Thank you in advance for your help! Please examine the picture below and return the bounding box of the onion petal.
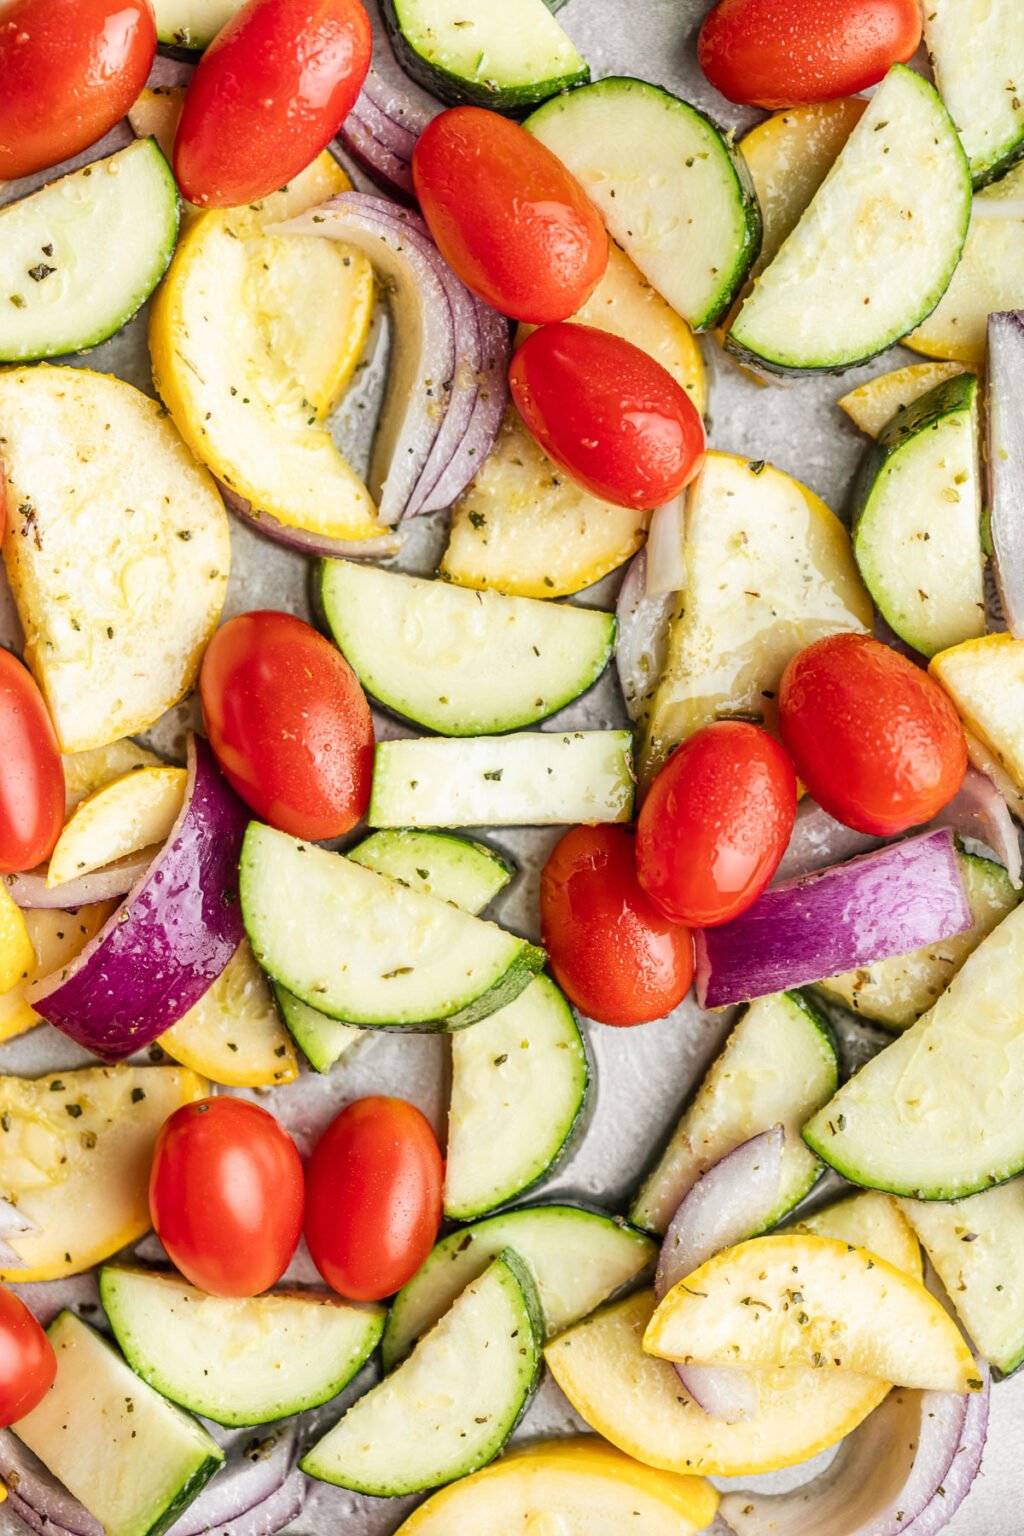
[987,312,1024,639]
[4,848,155,910]
[645,495,688,596]
[932,765,1022,887]
[218,480,405,559]
[615,550,674,723]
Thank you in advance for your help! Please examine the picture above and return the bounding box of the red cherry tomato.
[0,1287,55,1426]
[200,610,374,841]
[636,722,797,928]
[304,1097,443,1302]
[412,107,608,324]
[149,1098,304,1297]
[0,651,64,875]
[540,825,694,1027]
[779,633,967,836]
[698,0,922,108]
[0,0,155,180]
[509,323,705,511]
[173,0,372,207]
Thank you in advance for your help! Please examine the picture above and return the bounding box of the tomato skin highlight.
[0,651,65,875]
[779,633,967,836]
[0,0,156,180]
[304,1097,443,1302]
[698,0,922,108]
[636,721,797,928]
[510,323,706,511]
[541,825,694,1027]
[0,1287,56,1427]
[412,107,608,324]
[200,610,374,841]
[149,1098,304,1298]
[173,0,372,207]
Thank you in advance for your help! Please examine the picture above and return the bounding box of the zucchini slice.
[13,1311,222,1536]
[818,851,1020,1029]
[630,991,837,1235]
[153,0,244,47]
[900,1181,1024,1377]
[851,371,985,657]
[99,1266,384,1425]
[368,731,634,828]
[526,78,760,331]
[241,823,543,1030]
[300,1252,541,1494]
[739,100,866,271]
[271,982,363,1076]
[382,1204,655,1371]
[445,975,589,1220]
[728,67,971,373]
[804,899,1024,1198]
[923,0,1024,185]
[0,140,178,363]
[930,633,1024,796]
[384,0,588,110]
[320,560,615,735]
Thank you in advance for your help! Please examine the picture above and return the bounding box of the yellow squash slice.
[0,888,33,995]
[128,87,185,171]
[644,1234,977,1392]
[61,739,162,811]
[159,940,298,1088]
[0,906,115,1045]
[930,634,1024,793]
[740,100,867,271]
[794,1191,922,1280]
[838,360,968,437]
[0,1065,207,1281]
[46,765,186,889]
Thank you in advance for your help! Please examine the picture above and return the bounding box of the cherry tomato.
[0,651,64,875]
[0,1287,55,1426]
[0,0,155,181]
[779,633,967,836]
[200,610,374,841]
[174,0,372,207]
[412,107,608,324]
[149,1098,304,1297]
[509,323,705,511]
[636,722,797,928]
[540,825,694,1027]
[698,0,922,109]
[304,1097,442,1301]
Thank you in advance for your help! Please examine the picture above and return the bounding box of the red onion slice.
[696,829,973,1009]
[359,62,433,148]
[719,1361,990,1536]
[4,848,155,910]
[987,312,1024,640]
[31,736,248,1061]
[218,481,405,560]
[338,110,416,202]
[167,1423,300,1536]
[145,57,195,90]
[0,1431,103,1536]
[615,550,674,723]
[932,765,1022,887]
[645,495,688,596]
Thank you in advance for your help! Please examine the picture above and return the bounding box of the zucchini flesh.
[0,140,179,363]
[630,991,838,1234]
[320,559,615,735]
[153,0,244,46]
[445,975,589,1219]
[728,67,971,372]
[300,1252,541,1494]
[851,372,985,657]
[382,1204,655,1371]
[804,899,1024,1198]
[526,78,760,331]
[923,0,1024,185]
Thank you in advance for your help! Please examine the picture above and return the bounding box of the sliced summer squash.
[149,155,385,545]
[0,890,33,995]
[13,1311,223,1536]
[794,1191,923,1279]
[445,975,588,1220]
[728,67,971,372]
[838,360,968,437]
[804,899,1024,1198]
[908,163,1024,365]
[46,765,185,888]
[368,731,634,829]
[382,1204,656,1371]
[546,1290,891,1477]
[0,367,230,753]
[818,851,1020,1029]
[644,1234,977,1392]
[159,940,298,1087]
[526,77,760,331]
[0,140,179,363]
[638,452,871,783]
[393,1437,718,1536]
[241,823,544,1030]
[100,1266,384,1425]
[0,905,115,1045]
[631,991,837,1235]
[931,634,1024,795]
[61,739,162,810]
[922,0,1024,185]
[153,0,244,46]
[0,1066,207,1282]
[384,0,587,109]
[320,560,615,735]
[851,371,985,657]
[900,1180,1024,1377]
[300,1252,541,1494]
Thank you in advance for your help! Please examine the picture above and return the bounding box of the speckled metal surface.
[0,1,1019,1530]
